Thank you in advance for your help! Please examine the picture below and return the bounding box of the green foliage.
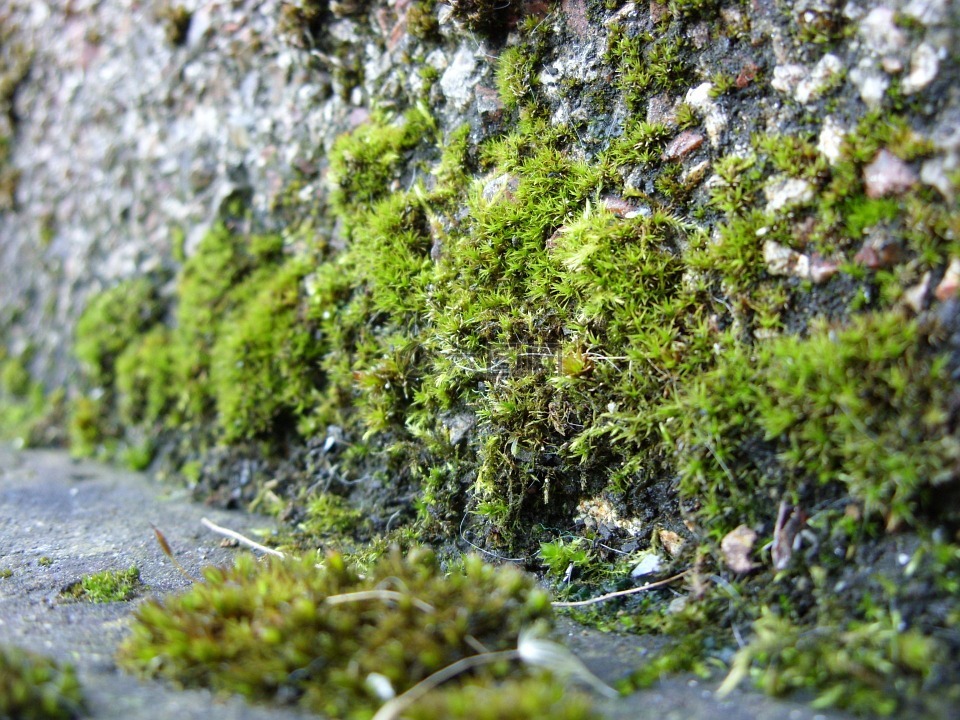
[65,565,142,603]
[211,258,321,441]
[0,645,85,720]
[74,278,163,387]
[115,325,178,427]
[757,311,960,527]
[606,27,689,111]
[327,109,433,219]
[539,537,592,578]
[0,348,50,444]
[403,677,599,720]
[301,492,365,536]
[118,549,553,718]
[67,394,108,459]
[496,46,537,110]
[723,610,941,715]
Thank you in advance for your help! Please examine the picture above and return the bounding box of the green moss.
[74,278,164,388]
[496,45,537,111]
[327,109,433,219]
[210,258,321,441]
[758,311,960,528]
[0,349,50,444]
[403,677,598,720]
[0,644,86,720]
[66,394,108,459]
[301,492,365,536]
[114,325,178,428]
[606,26,690,112]
[64,565,142,603]
[722,609,941,715]
[118,549,554,717]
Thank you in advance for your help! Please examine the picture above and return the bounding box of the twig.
[200,517,286,559]
[551,570,689,608]
[325,589,435,613]
[372,650,519,720]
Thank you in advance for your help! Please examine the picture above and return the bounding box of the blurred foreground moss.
[117,548,599,719]
[0,645,85,720]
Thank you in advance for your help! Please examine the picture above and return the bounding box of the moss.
[496,45,538,111]
[403,677,598,720]
[407,0,440,39]
[114,325,178,428]
[74,278,164,388]
[0,348,50,444]
[301,492,365,536]
[155,2,192,46]
[118,549,554,717]
[0,645,86,720]
[722,609,942,715]
[605,26,690,112]
[210,258,322,441]
[66,394,109,459]
[448,0,517,37]
[64,565,142,603]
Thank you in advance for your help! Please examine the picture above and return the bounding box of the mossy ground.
[0,644,86,720]
[1,0,956,717]
[117,548,598,719]
[63,565,142,603]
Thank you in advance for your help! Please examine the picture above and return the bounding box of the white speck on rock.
[859,7,907,55]
[795,53,843,104]
[440,44,479,111]
[764,240,811,280]
[902,43,940,94]
[849,62,889,108]
[921,156,957,201]
[904,272,932,313]
[683,83,727,147]
[818,116,846,164]
[771,63,806,95]
[631,552,662,578]
[764,176,814,212]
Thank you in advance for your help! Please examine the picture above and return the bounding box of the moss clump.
[403,677,599,720]
[301,492,365,536]
[721,610,941,715]
[0,644,86,720]
[0,347,51,444]
[64,565,142,603]
[210,258,322,441]
[74,278,164,388]
[118,549,555,718]
[448,0,517,37]
[114,325,178,428]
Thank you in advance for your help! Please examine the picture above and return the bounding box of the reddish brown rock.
[661,130,704,161]
[854,232,903,269]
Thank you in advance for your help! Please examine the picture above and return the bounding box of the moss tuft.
[64,565,142,603]
[0,644,86,720]
[118,549,553,717]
